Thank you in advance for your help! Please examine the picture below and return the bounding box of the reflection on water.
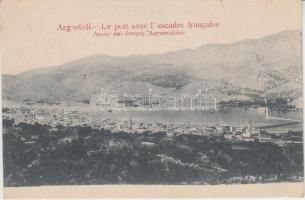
[3,100,303,132]
[93,108,303,131]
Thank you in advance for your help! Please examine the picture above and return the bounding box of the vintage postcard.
[0,0,304,198]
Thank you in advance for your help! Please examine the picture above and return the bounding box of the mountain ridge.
[2,30,303,106]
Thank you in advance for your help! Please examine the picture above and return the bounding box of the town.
[2,105,302,146]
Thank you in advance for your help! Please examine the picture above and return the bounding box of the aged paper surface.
[0,0,304,198]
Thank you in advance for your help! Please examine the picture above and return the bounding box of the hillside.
[2,30,302,104]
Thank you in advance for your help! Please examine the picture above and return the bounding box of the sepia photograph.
[1,0,304,198]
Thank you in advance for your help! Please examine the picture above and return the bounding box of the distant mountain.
[2,30,302,105]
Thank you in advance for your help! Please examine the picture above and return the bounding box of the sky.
[0,0,301,74]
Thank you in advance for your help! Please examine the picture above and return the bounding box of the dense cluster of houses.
[3,106,302,146]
